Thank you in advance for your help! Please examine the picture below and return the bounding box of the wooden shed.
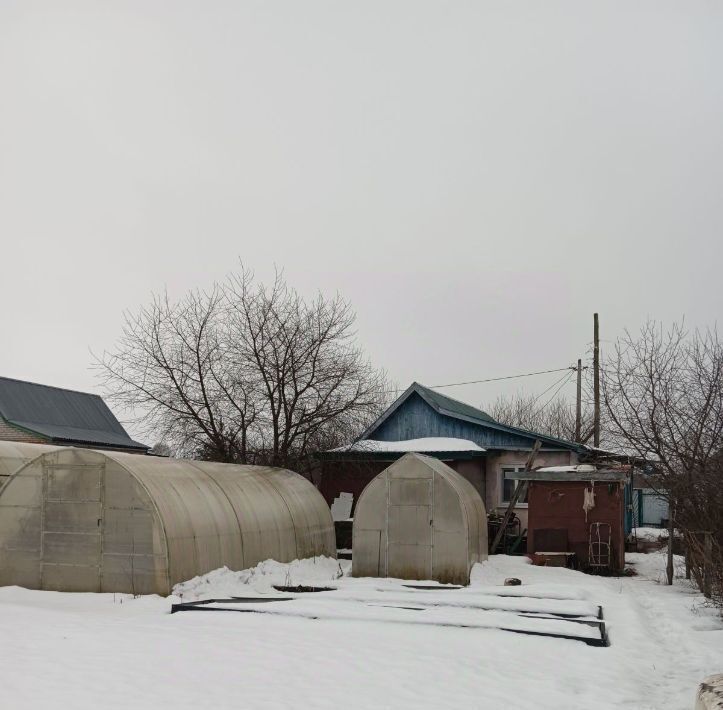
[507,466,629,573]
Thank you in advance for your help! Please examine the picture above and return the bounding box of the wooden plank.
[490,440,542,554]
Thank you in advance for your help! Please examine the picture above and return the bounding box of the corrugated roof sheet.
[0,377,147,450]
[414,383,495,424]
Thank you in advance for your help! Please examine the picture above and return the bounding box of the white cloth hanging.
[583,481,596,522]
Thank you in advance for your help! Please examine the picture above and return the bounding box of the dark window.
[501,466,527,504]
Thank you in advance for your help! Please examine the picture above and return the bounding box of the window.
[501,466,527,505]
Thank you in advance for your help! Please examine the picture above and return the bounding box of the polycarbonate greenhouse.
[0,441,59,484]
[352,452,487,585]
[0,443,335,594]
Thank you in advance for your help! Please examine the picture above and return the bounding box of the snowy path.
[0,552,720,710]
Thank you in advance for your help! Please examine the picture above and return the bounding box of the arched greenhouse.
[0,443,335,594]
[352,452,487,585]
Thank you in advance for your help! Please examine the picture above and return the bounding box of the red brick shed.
[507,466,629,573]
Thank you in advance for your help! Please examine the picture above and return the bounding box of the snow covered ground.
[0,551,720,710]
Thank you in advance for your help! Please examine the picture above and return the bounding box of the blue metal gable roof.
[362,382,582,452]
[0,376,148,451]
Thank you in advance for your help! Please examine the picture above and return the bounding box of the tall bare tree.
[603,321,723,485]
[97,267,387,472]
[603,320,723,604]
[225,268,387,468]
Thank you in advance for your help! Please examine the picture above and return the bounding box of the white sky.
[1,1,722,430]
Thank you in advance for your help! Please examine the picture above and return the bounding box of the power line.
[534,369,576,416]
[386,367,574,394]
[529,369,576,407]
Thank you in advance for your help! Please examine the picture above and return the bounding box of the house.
[316,381,587,531]
[0,376,148,453]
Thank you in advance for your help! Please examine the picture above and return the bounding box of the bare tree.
[487,377,593,442]
[603,320,723,605]
[96,267,387,473]
[226,268,388,469]
[603,321,723,485]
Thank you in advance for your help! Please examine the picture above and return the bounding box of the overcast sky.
[1,1,722,430]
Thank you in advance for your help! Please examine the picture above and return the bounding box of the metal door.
[41,461,104,592]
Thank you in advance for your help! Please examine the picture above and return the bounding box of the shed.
[507,466,628,572]
[0,444,335,594]
[352,452,487,585]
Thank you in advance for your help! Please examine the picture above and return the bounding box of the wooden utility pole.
[593,313,601,448]
[703,532,713,598]
[666,502,674,585]
[490,440,542,554]
[575,358,582,442]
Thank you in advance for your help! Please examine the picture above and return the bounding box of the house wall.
[486,450,578,531]
[0,418,47,445]
[447,459,486,504]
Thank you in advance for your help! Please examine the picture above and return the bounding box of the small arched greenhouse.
[352,452,487,585]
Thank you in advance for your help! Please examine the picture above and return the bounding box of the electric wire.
[533,369,576,417]
[386,366,574,394]
[528,369,575,407]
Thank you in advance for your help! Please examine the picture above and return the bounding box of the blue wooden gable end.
[363,383,581,452]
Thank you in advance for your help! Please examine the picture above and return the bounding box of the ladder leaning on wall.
[588,522,612,570]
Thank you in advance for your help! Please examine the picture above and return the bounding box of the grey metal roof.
[0,377,148,451]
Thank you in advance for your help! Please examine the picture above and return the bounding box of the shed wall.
[526,480,625,571]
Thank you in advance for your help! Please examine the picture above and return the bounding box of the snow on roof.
[536,465,598,473]
[332,437,486,453]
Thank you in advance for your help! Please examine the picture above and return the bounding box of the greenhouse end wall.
[352,452,487,585]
